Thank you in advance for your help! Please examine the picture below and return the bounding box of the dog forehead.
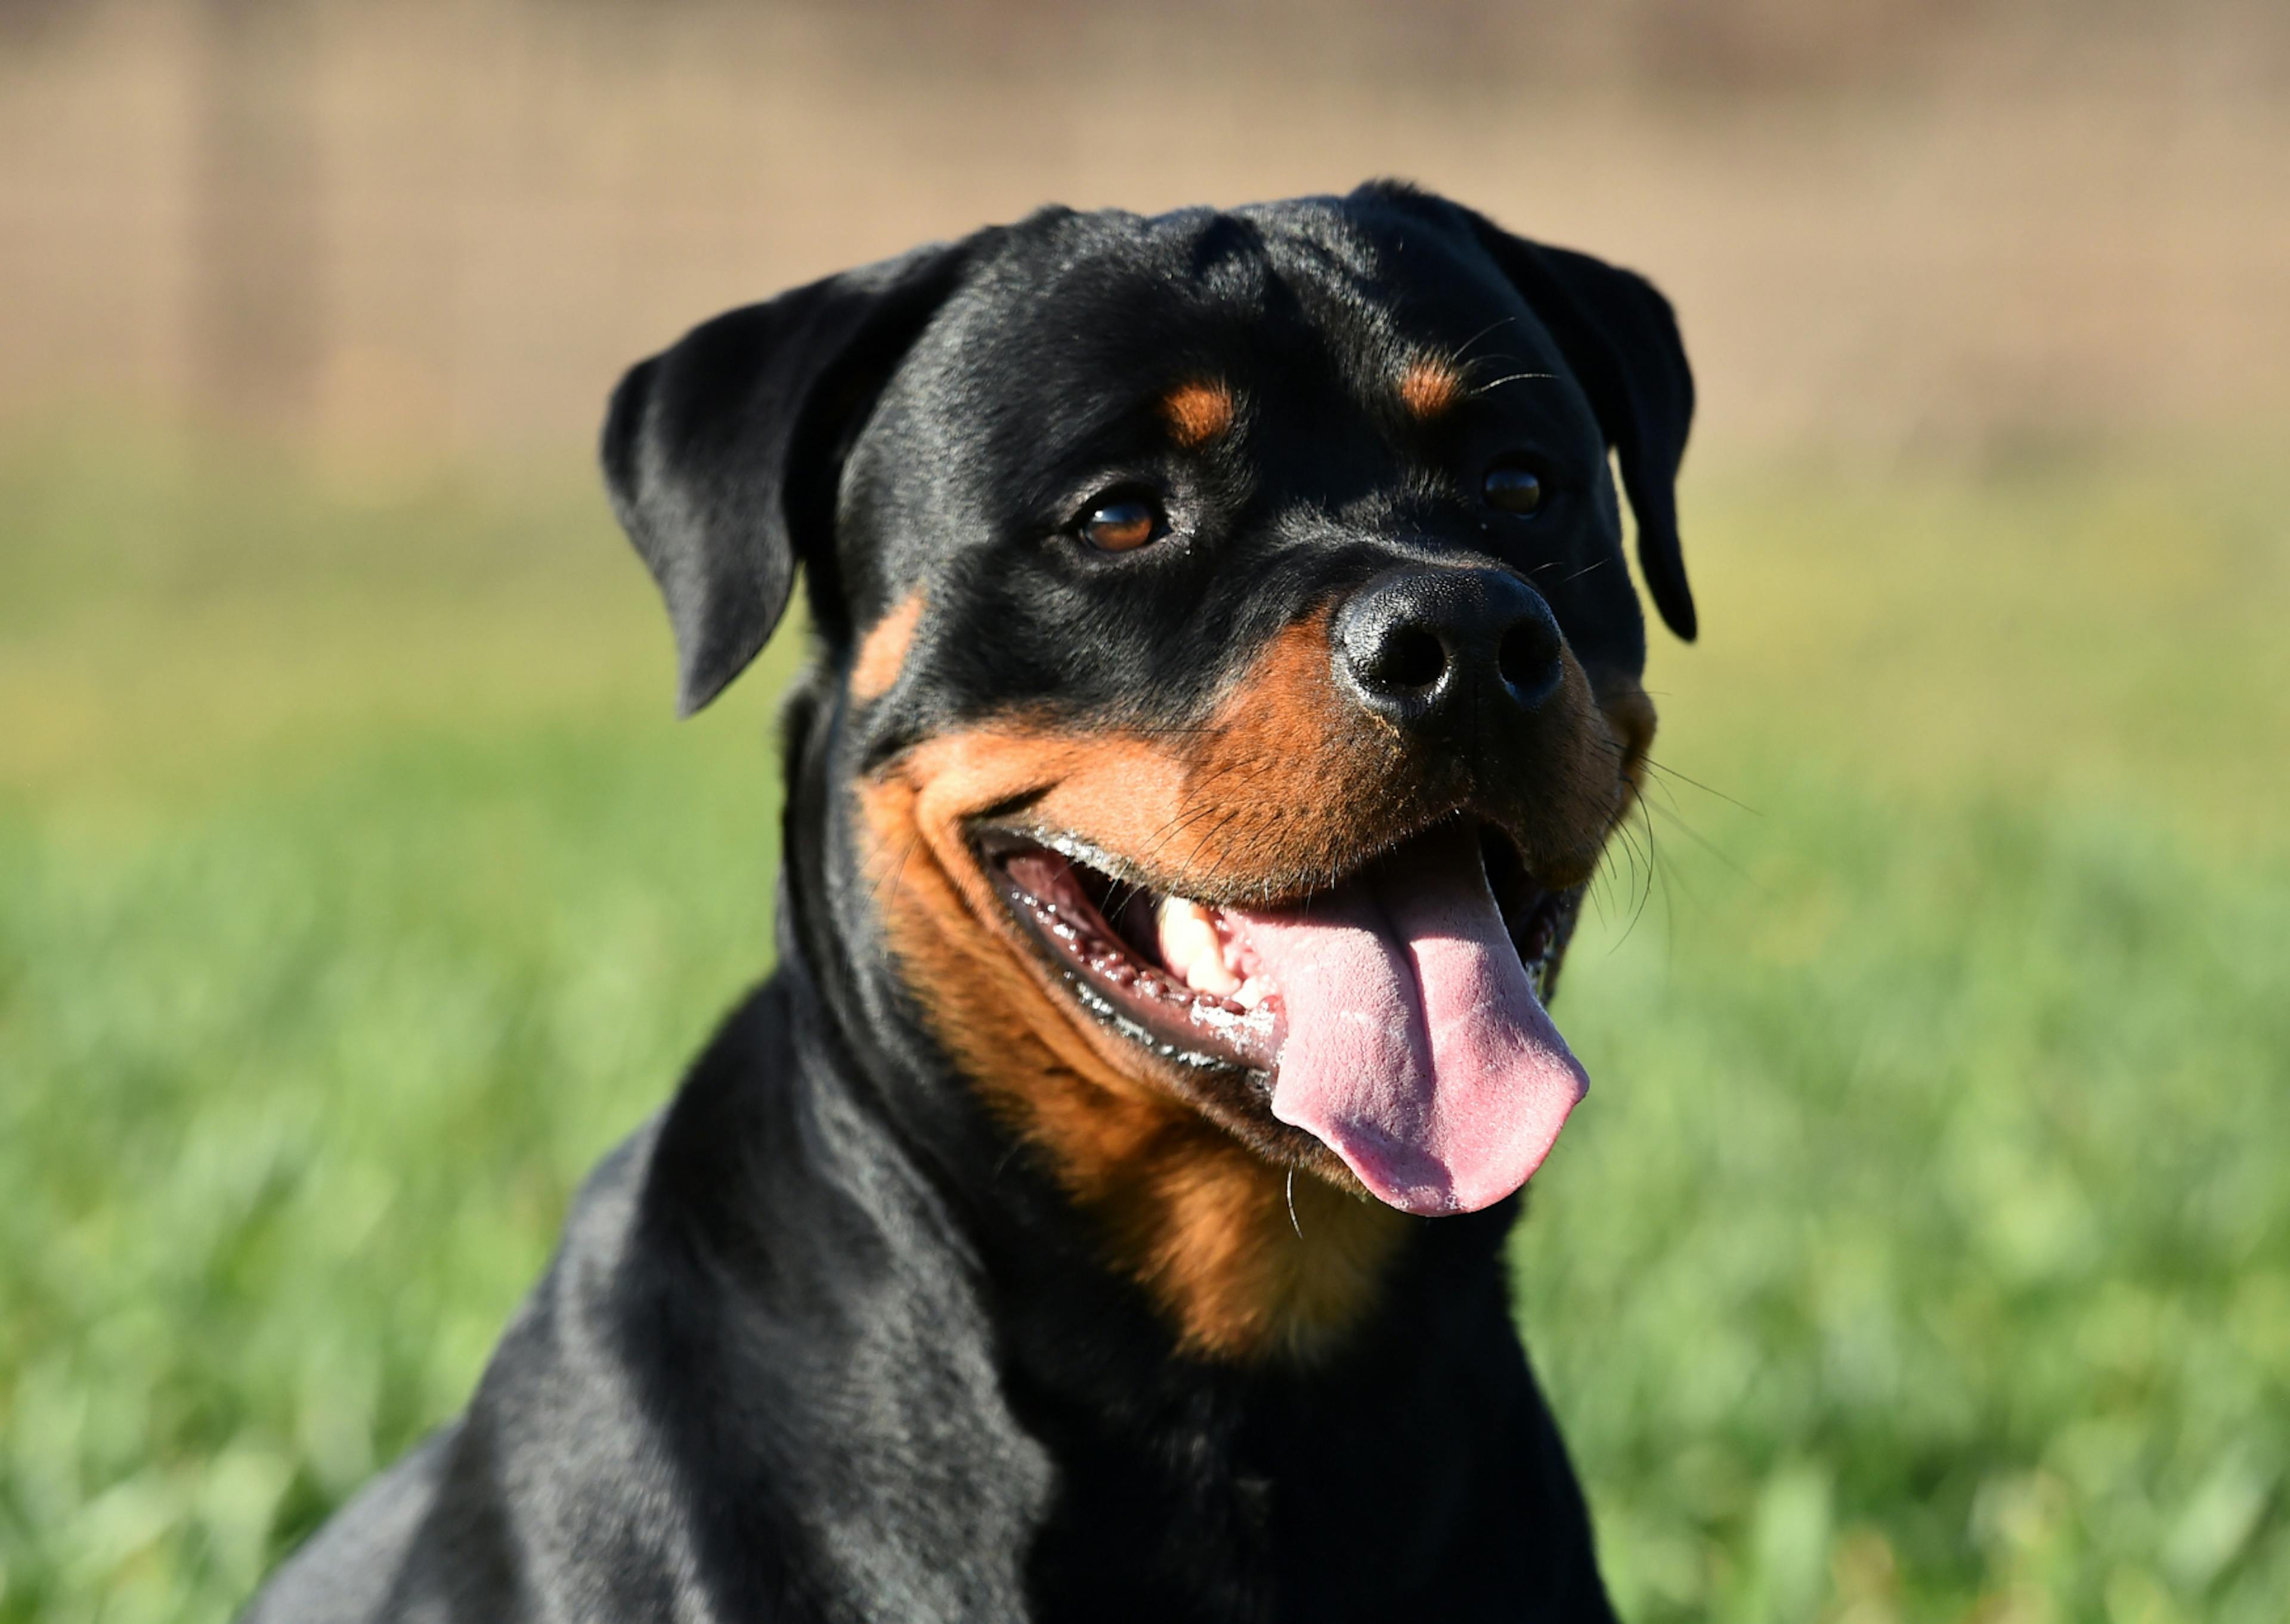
[831,195,1600,624]
[918,197,1544,404]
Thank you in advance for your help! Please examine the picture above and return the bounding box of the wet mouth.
[980,828,1287,1073]
[977,823,1576,1075]
[979,819,1587,1216]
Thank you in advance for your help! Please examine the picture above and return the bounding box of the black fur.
[245,182,1694,1623]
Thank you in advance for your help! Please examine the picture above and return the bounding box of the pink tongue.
[1233,829,1587,1216]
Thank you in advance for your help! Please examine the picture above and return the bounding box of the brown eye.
[1483,464,1544,516]
[1080,495,1164,552]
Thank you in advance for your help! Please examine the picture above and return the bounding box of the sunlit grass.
[1,434,2283,1622]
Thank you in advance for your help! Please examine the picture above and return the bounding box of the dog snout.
[1333,565,1565,740]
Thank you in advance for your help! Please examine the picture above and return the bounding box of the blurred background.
[2,2,2286,1620]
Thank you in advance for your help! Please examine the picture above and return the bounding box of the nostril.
[1498,618,1561,694]
[1336,565,1556,714]
[1378,625,1447,693]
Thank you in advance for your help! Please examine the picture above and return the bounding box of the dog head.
[604,182,1693,1354]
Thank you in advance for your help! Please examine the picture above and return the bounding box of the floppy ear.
[1459,213,1698,642]
[601,241,976,714]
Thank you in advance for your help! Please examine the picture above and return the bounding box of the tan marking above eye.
[1397,358,1463,420]
[849,588,927,703]
[1160,379,1234,447]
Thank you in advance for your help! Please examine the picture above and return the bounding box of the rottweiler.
[245,179,1695,1623]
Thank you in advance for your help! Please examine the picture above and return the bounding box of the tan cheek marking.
[1499,648,1641,890]
[849,588,927,703]
[1397,358,1463,420]
[1591,676,1659,832]
[1161,379,1235,447]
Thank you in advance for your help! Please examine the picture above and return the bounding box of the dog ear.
[1459,214,1698,643]
[601,241,976,714]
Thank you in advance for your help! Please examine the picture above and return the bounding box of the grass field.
[2,432,2286,1623]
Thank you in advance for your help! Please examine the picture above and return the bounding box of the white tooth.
[1155,895,1242,997]
[1233,975,1273,1010]
[1188,956,1243,997]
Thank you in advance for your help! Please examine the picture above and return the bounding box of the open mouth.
[980,819,1589,1216]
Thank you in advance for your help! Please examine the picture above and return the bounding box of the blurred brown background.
[4,0,2286,466]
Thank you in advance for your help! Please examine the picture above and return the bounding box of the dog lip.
[971,804,1470,914]
[977,830,1283,1074]
[974,825,1155,894]
[1477,823,1576,999]
[972,811,1570,940]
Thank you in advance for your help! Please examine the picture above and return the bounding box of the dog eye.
[1482,463,1544,516]
[1078,495,1166,553]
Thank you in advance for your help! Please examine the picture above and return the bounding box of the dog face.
[605,183,1693,1358]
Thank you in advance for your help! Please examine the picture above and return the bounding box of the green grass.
[2,431,2285,1623]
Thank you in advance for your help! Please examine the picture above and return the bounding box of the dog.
[243,180,1695,1623]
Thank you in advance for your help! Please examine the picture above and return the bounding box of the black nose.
[1333,565,1565,730]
